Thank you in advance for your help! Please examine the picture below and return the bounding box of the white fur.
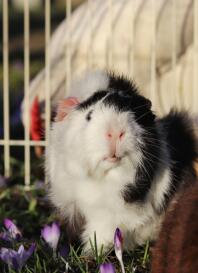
[69,70,109,101]
[46,72,171,252]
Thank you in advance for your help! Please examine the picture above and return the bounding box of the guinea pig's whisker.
[145,138,175,153]
[142,134,173,149]
[141,134,171,149]
[141,138,163,149]
[141,139,167,151]
[142,154,157,168]
[135,110,153,122]
[144,150,170,167]
[138,159,152,181]
[140,152,159,173]
[136,151,152,178]
[133,103,153,111]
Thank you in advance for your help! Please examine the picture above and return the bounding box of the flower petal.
[41,223,60,250]
[4,219,14,229]
[25,243,36,259]
[3,218,22,239]
[114,228,125,273]
[0,231,11,241]
[114,228,123,251]
[0,247,19,269]
[18,245,25,255]
[0,244,35,270]
[100,263,116,273]
[41,225,51,241]
[52,223,61,238]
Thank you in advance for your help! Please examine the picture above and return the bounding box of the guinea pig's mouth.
[88,156,123,178]
[103,156,121,163]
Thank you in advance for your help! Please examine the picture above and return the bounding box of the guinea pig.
[46,70,197,252]
[151,180,198,273]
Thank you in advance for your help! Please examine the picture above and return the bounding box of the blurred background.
[0,0,198,186]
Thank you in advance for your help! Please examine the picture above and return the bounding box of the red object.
[30,96,42,141]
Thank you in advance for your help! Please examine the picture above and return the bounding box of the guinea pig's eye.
[86,110,93,121]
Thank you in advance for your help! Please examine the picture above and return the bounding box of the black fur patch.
[78,73,155,128]
[78,90,108,110]
[103,92,155,128]
[106,73,155,128]
[122,127,161,203]
[108,73,138,95]
[158,111,197,203]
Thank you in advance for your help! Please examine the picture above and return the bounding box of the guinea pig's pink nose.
[106,130,125,159]
[107,131,125,141]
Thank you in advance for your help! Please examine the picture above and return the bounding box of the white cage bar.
[107,0,114,69]
[87,0,94,69]
[194,0,198,113]
[171,0,177,107]
[127,0,135,76]
[24,0,31,188]
[45,0,51,145]
[150,0,156,107]
[2,0,10,178]
[65,0,72,95]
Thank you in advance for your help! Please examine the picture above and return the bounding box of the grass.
[0,158,151,273]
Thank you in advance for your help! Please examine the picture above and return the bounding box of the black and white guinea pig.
[46,70,197,252]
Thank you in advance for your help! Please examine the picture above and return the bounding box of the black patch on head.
[86,110,93,121]
[108,73,137,94]
[103,92,155,127]
[106,73,155,128]
[78,91,108,110]
[158,111,197,205]
[77,73,155,128]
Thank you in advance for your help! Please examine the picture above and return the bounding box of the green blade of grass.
[94,232,99,263]
[70,245,86,273]
[142,240,150,267]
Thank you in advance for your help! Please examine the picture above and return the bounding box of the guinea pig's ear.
[55,97,79,122]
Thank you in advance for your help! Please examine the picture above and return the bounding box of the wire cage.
[0,0,198,187]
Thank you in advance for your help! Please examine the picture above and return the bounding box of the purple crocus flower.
[4,219,22,239]
[0,219,22,241]
[114,228,125,273]
[0,243,35,270]
[100,263,116,273]
[41,222,60,251]
[114,228,123,253]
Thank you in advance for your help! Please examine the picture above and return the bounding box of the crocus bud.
[114,228,125,273]
[114,228,123,258]
[41,222,60,251]
[3,218,22,239]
